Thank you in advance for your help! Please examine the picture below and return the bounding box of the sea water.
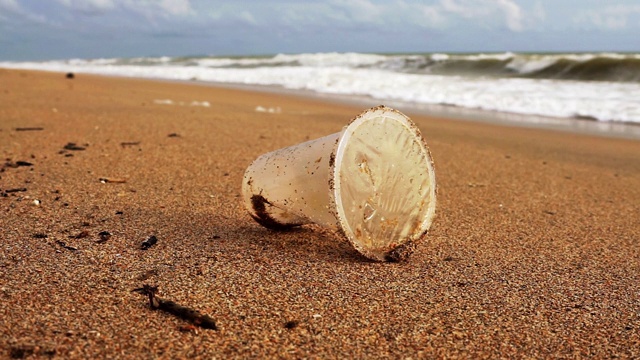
[2,52,640,133]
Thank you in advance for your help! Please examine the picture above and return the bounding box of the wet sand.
[1,69,639,358]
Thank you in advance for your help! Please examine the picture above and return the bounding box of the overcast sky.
[1,0,639,60]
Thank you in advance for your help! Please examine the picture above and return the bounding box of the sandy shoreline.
[1,69,639,358]
[21,69,640,140]
[191,81,640,141]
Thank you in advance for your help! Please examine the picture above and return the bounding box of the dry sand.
[1,69,639,358]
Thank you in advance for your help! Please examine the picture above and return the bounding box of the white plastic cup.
[242,106,436,261]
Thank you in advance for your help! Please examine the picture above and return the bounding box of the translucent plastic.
[242,106,436,261]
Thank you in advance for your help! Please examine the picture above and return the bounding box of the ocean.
[2,52,640,136]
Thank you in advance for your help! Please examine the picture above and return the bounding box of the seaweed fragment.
[384,240,415,262]
[97,231,111,243]
[70,230,89,239]
[56,240,78,251]
[4,188,27,193]
[284,320,299,329]
[3,160,33,168]
[141,235,158,250]
[250,194,301,230]
[63,142,86,151]
[99,177,127,183]
[132,285,217,330]
[9,345,34,359]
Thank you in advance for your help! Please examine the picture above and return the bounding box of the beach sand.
[1,69,639,358]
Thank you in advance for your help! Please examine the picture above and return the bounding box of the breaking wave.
[2,52,640,124]
[118,52,640,83]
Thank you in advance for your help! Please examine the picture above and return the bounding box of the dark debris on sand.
[132,285,217,330]
[63,142,86,151]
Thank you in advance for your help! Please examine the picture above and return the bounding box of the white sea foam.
[153,99,210,107]
[2,52,640,124]
[255,106,281,113]
[430,53,450,61]
[506,57,556,74]
[153,99,174,105]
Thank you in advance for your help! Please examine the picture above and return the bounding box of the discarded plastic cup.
[242,106,436,261]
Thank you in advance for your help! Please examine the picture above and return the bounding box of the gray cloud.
[56,0,115,14]
[573,4,640,30]
[0,0,638,61]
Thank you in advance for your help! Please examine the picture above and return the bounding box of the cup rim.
[329,105,437,261]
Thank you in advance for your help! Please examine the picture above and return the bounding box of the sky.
[0,0,639,60]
